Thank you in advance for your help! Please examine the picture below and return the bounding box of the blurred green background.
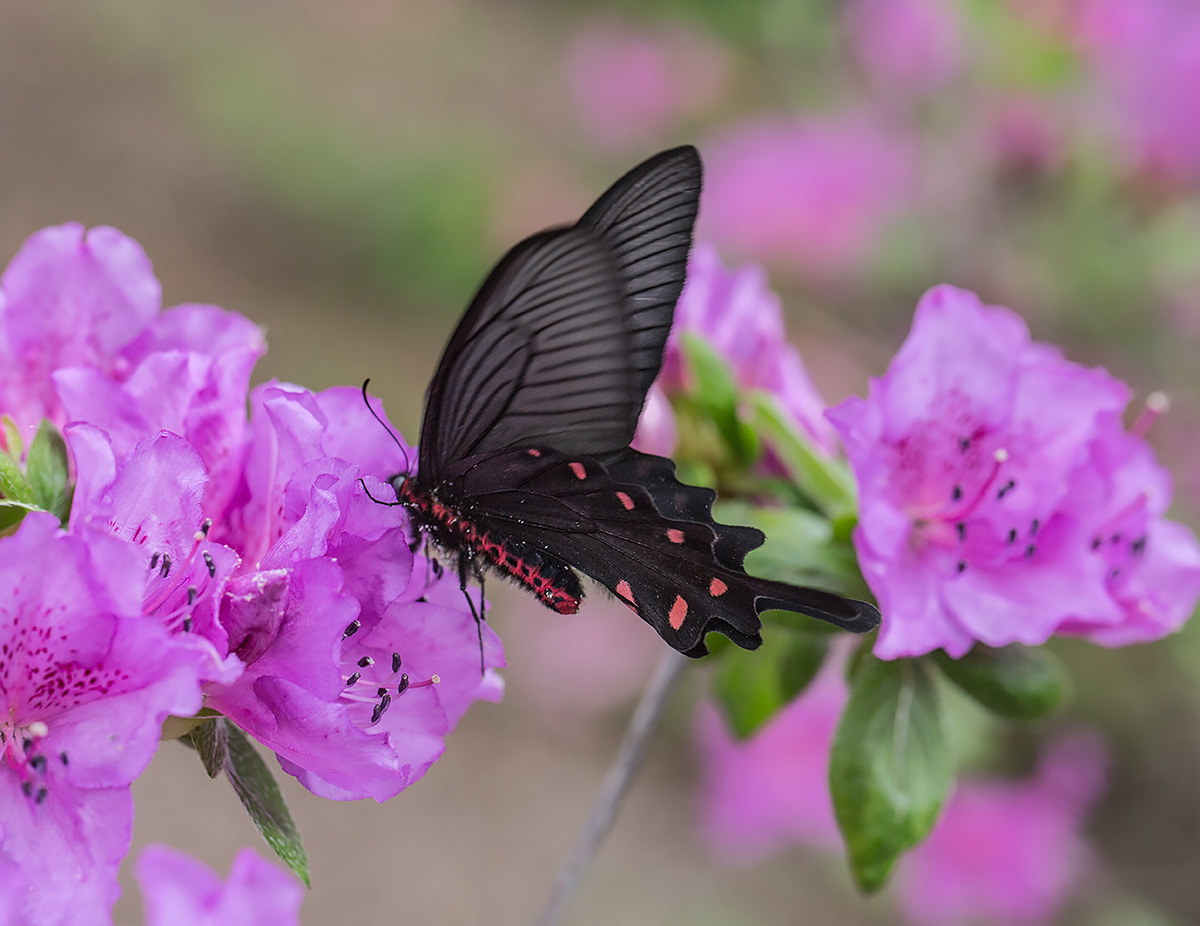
[4,2,1200,923]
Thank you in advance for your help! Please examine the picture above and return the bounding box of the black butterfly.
[390,146,879,657]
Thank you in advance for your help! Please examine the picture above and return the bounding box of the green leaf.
[747,392,858,520]
[830,657,951,892]
[679,332,755,463]
[222,721,309,886]
[934,644,1071,721]
[189,717,230,779]
[0,448,34,506]
[713,500,871,600]
[25,420,72,522]
[0,500,38,535]
[1,416,22,461]
[711,625,828,739]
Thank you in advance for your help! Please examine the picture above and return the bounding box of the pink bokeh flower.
[697,659,1107,924]
[827,284,1200,659]
[566,21,727,150]
[700,116,914,278]
[843,0,965,99]
[695,663,846,862]
[0,514,206,926]
[1071,0,1200,182]
[136,845,303,926]
[895,733,1107,926]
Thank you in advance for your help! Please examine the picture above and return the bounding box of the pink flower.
[827,284,1200,659]
[566,21,727,150]
[0,225,264,498]
[660,244,838,453]
[0,514,206,926]
[700,116,914,278]
[843,0,965,99]
[204,384,504,801]
[136,845,303,926]
[895,733,1107,925]
[695,664,846,862]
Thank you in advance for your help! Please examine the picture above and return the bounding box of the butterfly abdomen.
[396,478,584,614]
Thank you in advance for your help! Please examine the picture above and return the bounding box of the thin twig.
[534,648,690,926]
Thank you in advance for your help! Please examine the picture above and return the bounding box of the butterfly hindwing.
[452,448,876,654]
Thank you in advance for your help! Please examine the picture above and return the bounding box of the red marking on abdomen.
[666,528,684,544]
[616,491,634,510]
[709,577,728,597]
[569,461,586,480]
[668,595,688,630]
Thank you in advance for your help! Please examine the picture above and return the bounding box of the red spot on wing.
[569,461,587,480]
[616,491,634,510]
[666,528,685,544]
[616,580,634,602]
[527,448,542,457]
[668,595,688,630]
[709,577,728,597]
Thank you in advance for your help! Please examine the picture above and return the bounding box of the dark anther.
[343,620,361,639]
[397,673,410,695]
[35,787,48,805]
[187,586,198,605]
[416,595,427,603]
[344,671,361,688]
[1024,544,1037,559]
[371,694,392,725]
[1007,528,1018,545]
[1030,518,1040,536]
[951,485,963,502]
[357,656,373,668]
[1132,536,1147,555]
[955,522,966,541]
[149,552,160,570]
[160,555,171,578]
[29,755,46,774]
[1091,537,1102,550]
[1111,568,1121,579]
[20,781,32,798]
[956,560,967,574]
[182,618,194,633]
[60,751,68,766]
[997,479,1016,499]
[22,738,32,753]
[200,518,212,537]
[376,687,388,698]
[959,437,971,452]
[203,552,216,577]
[392,652,402,673]
[1110,533,1122,544]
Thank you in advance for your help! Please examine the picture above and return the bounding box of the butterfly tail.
[752,580,882,634]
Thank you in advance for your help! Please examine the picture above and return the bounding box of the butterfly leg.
[457,556,487,676]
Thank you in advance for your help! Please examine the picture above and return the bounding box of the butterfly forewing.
[400,145,882,657]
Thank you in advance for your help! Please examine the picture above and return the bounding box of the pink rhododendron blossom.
[695,663,846,862]
[0,225,264,487]
[136,845,302,926]
[204,384,504,801]
[843,0,964,99]
[827,285,1200,658]
[566,22,727,149]
[700,117,914,278]
[0,514,205,926]
[660,244,838,453]
[1070,0,1200,181]
[67,427,244,684]
[895,733,1107,926]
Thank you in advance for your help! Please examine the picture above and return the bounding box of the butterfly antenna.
[361,379,413,475]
